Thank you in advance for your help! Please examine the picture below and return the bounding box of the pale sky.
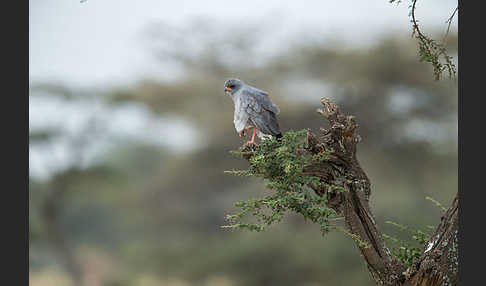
[29,0,457,88]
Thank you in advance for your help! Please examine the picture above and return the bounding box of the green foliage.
[336,226,371,249]
[410,0,457,81]
[383,220,432,266]
[413,30,456,81]
[223,130,338,235]
[383,196,448,266]
[425,196,447,213]
[389,0,457,80]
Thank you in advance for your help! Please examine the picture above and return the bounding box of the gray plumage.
[224,78,282,140]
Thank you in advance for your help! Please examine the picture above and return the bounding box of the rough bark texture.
[406,194,458,286]
[242,98,458,286]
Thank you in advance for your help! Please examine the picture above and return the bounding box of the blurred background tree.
[29,1,457,285]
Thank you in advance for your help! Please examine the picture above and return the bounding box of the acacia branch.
[311,98,407,285]
[407,194,459,285]
[404,0,458,80]
[237,98,458,285]
[410,0,429,50]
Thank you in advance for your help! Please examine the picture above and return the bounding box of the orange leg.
[247,127,256,144]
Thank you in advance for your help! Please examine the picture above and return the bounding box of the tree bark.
[242,98,458,285]
[406,194,458,286]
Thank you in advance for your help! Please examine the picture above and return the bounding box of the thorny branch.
[408,0,457,80]
[234,98,459,285]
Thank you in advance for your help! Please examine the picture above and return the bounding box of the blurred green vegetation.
[29,26,457,286]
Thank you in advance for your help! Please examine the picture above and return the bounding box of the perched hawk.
[224,78,282,144]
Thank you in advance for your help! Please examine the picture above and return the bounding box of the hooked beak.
[225,87,232,92]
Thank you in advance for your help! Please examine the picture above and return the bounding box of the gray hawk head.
[224,78,244,96]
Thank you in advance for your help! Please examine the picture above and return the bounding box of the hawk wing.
[243,85,280,115]
[242,86,281,136]
[233,109,249,133]
[233,93,250,133]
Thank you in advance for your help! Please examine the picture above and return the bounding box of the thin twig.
[425,196,447,213]
[443,6,458,44]
[409,0,457,79]
[411,0,427,43]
